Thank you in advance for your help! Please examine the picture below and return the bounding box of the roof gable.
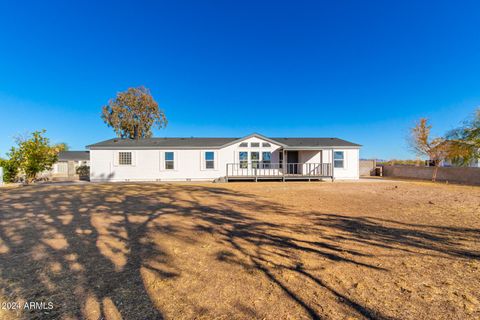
[219,133,287,148]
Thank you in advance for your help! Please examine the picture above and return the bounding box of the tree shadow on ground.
[0,183,478,319]
[201,207,479,319]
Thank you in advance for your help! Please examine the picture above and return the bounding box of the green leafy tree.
[9,130,62,183]
[101,86,167,139]
[56,142,70,151]
[446,108,480,166]
[0,154,20,183]
[408,118,446,181]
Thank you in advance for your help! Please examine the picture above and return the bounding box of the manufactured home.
[87,133,361,182]
[48,151,90,180]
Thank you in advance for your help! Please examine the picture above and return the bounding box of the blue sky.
[1,0,479,159]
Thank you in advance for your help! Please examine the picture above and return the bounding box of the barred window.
[119,152,132,165]
[57,162,68,173]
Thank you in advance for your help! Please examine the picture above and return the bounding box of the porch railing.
[226,162,332,180]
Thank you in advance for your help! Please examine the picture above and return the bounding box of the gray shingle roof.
[272,138,361,148]
[87,135,360,149]
[58,151,90,161]
[87,138,238,149]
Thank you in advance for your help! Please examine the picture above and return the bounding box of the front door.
[287,151,299,174]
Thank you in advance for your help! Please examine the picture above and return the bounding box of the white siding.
[89,137,360,182]
[321,148,359,180]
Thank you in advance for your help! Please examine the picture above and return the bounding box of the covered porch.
[226,148,335,181]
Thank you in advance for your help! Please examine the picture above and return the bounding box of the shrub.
[0,158,20,183]
[9,130,60,183]
[378,159,423,166]
[76,165,90,177]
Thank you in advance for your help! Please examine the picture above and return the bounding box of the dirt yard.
[0,180,479,320]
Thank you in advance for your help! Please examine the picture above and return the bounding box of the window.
[262,152,271,168]
[279,152,283,169]
[251,152,260,168]
[239,152,248,168]
[165,152,175,170]
[239,142,248,147]
[57,162,68,173]
[262,142,271,147]
[119,152,132,165]
[250,142,260,147]
[334,151,344,168]
[205,152,215,169]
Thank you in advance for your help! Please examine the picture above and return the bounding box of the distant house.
[429,140,480,168]
[441,158,480,168]
[51,151,90,179]
[87,133,361,182]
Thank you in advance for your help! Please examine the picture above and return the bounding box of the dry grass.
[0,180,479,319]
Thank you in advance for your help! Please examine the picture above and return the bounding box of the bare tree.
[408,118,446,181]
[102,86,167,139]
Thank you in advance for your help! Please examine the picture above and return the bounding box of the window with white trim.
[262,151,271,168]
[205,151,215,169]
[262,142,271,147]
[251,151,260,168]
[57,162,68,173]
[119,152,132,165]
[250,142,260,147]
[239,152,248,168]
[239,142,248,147]
[165,152,175,170]
[334,151,344,168]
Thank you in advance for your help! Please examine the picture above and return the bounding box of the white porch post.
[331,149,335,182]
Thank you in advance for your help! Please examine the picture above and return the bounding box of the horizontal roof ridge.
[87,136,361,149]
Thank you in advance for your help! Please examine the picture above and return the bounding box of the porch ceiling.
[282,147,330,151]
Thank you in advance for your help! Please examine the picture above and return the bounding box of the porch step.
[213,177,227,183]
